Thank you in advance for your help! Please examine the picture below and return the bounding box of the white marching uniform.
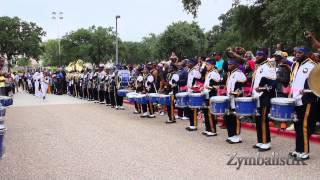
[291,59,316,106]
[187,68,201,92]
[252,60,277,106]
[226,69,247,109]
[41,75,49,99]
[203,69,220,98]
[33,72,42,97]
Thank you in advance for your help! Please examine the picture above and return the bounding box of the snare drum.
[0,124,6,158]
[235,97,257,116]
[158,95,171,106]
[136,94,148,104]
[126,92,138,103]
[188,93,206,109]
[209,96,230,115]
[0,96,13,107]
[0,106,5,117]
[175,92,189,108]
[147,93,160,103]
[270,98,295,122]
[117,89,130,97]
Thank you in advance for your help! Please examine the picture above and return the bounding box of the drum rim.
[269,115,293,122]
[271,98,295,105]
[189,93,205,97]
[147,93,160,97]
[176,92,189,97]
[210,96,230,103]
[210,112,226,115]
[175,104,187,108]
[188,105,204,108]
[160,95,171,97]
[235,97,255,102]
[235,113,256,116]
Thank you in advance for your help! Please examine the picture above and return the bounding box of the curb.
[123,100,320,144]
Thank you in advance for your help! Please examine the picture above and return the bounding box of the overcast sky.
[1,0,234,42]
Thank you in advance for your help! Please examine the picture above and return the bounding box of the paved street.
[0,92,320,180]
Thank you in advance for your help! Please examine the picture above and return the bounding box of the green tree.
[41,39,60,66]
[158,21,207,58]
[61,26,116,65]
[16,57,30,66]
[0,16,45,64]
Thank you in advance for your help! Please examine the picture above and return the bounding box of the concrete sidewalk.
[11,92,90,107]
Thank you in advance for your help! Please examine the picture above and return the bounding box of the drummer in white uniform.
[185,58,202,131]
[225,58,247,143]
[201,58,221,136]
[163,64,179,123]
[289,47,318,160]
[252,49,277,151]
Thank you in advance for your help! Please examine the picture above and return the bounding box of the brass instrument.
[308,64,320,97]
[75,59,85,72]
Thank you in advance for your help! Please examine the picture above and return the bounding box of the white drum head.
[210,96,229,103]
[271,98,295,105]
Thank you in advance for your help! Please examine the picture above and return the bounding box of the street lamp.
[52,11,63,66]
[115,15,120,66]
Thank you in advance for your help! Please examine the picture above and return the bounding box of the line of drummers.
[117,47,319,161]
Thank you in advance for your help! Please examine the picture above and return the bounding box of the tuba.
[308,64,320,97]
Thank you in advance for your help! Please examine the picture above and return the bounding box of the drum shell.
[136,95,148,104]
[235,97,257,116]
[0,96,13,107]
[117,89,129,97]
[0,125,6,159]
[158,95,171,106]
[147,93,160,103]
[270,98,295,122]
[0,107,5,117]
[209,96,230,115]
[126,92,138,102]
[175,92,189,108]
[188,93,206,108]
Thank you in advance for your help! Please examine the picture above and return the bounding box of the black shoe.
[165,120,176,124]
[201,132,208,135]
[226,139,242,144]
[205,132,217,137]
[258,147,271,152]
[185,127,197,131]
[252,144,260,149]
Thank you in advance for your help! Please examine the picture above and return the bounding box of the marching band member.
[134,66,144,114]
[98,64,106,104]
[141,66,156,118]
[163,64,179,123]
[80,70,87,99]
[252,49,277,151]
[104,70,111,106]
[289,47,318,160]
[201,58,221,136]
[93,69,99,103]
[176,61,189,120]
[87,69,94,101]
[109,70,117,108]
[225,58,247,143]
[115,70,125,110]
[185,58,202,131]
